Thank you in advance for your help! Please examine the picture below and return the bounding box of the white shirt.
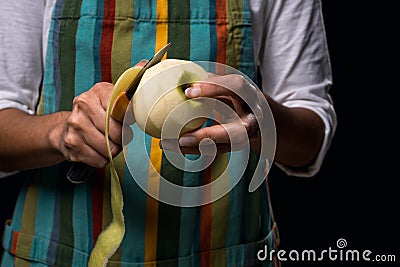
[0,0,337,178]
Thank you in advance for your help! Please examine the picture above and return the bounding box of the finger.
[134,59,148,67]
[242,113,259,136]
[185,74,256,100]
[68,111,122,159]
[159,139,231,155]
[84,100,123,145]
[122,124,134,146]
[105,117,123,145]
[66,143,109,168]
[92,82,115,110]
[83,127,122,158]
[185,75,261,115]
[74,83,119,140]
[71,83,123,157]
[89,83,130,144]
[179,143,231,155]
[178,121,248,147]
[123,102,136,125]
[64,127,109,168]
[178,124,230,146]
[184,75,239,98]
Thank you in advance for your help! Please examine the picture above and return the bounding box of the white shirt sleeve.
[250,0,337,177]
[0,0,47,178]
[0,0,46,114]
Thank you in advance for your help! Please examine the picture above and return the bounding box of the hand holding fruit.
[161,74,261,155]
[132,59,209,138]
[61,59,260,167]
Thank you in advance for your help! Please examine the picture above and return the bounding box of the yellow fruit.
[132,59,209,139]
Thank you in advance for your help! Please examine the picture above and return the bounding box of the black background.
[269,1,399,266]
[1,1,398,266]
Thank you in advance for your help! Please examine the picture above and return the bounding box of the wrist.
[47,111,70,161]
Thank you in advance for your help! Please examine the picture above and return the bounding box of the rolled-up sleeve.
[0,1,46,178]
[0,0,45,114]
[250,0,337,177]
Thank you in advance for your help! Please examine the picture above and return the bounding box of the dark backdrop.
[269,1,399,266]
[1,1,398,266]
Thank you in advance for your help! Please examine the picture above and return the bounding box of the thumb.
[134,59,148,67]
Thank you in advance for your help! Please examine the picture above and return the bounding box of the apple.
[132,59,209,139]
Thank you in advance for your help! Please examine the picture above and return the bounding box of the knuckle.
[93,82,103,90]
[95,158,109,168]
[64,152,76,162]
[63,133,79,149]
[244,113,258,134]
[66,114,80,128]
[72,95,91,113]
[110,127,122,143]
[93,82,113,92]
[63,141,81,162]
[202,129,213,141]
[110,144,122,157]
[232,75,246,89]
[72,94,86,106]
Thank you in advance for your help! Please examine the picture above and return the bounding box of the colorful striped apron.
[1,0,279,266]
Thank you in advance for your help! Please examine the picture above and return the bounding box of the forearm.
[264,94,325,168]
[0,108,68,171]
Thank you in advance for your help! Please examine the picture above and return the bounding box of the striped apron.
[1,0,279,266]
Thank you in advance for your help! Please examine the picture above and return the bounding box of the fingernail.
[159,139,180,151]
[185,85,201,98]
[179,136,197,146]
[135,59,148,67]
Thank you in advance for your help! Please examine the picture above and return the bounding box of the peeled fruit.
[132,59,209,139]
